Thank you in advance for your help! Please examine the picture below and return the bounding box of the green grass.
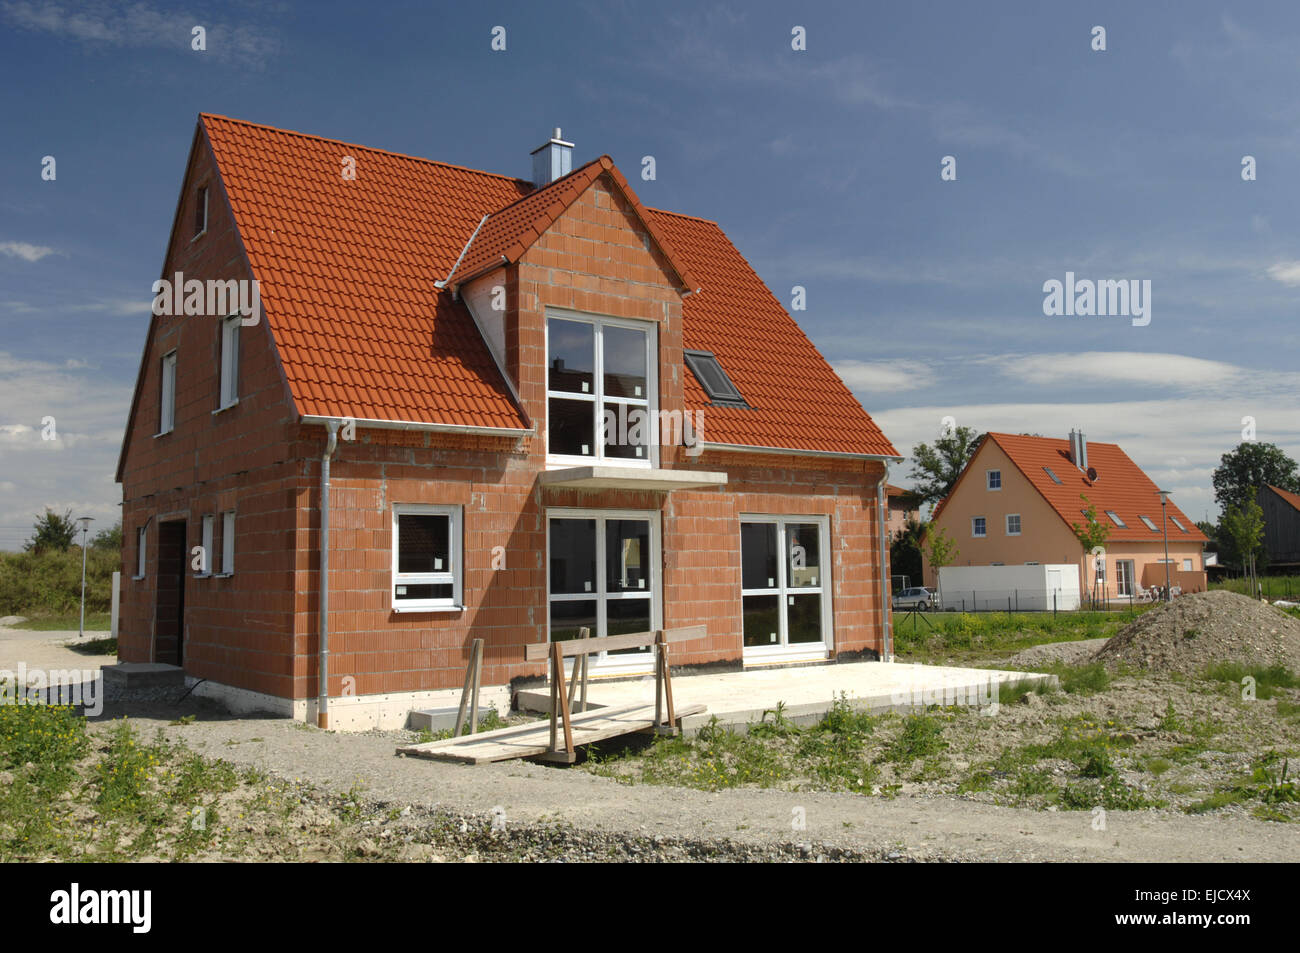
[1202,662,1300,700]
[1210,575,1300,600]
[894,607,1147,663]
[7,612,112,631]
[882,712,948,764]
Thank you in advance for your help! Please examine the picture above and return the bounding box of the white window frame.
[1116,559,1136,597]
[986,469,1002,491]
[218,315,240,410]
[158,350,177,435]
[391,504,463,612]
[740,514,833,662]
[546,507,661,674]
[135,526,147,579]
[1182,557,1194,571]
[972,516,987,538]
[197,515,214,576]
[544,308,658,469]
[220,510,235,576]
[1005,513,1021,536]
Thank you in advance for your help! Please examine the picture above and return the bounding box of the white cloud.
[0,241,56,262]
[833,359,933,393]
[1266,261,1300,286]
[979,351,1240,388]
[0,1,279,66]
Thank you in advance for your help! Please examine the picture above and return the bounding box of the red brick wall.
[118,126,300,698]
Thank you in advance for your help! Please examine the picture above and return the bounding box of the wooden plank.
[469,639,483,734]
[523,624,706,661]
[552,641,574,755]
[566,627,589,711]
[396,703,707,765]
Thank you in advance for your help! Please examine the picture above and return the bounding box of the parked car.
[892,587,934,611]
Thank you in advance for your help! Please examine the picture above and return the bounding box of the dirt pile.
[1094,590,1300,676]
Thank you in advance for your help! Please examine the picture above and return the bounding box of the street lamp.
[1155,491,1171,602]
[76,517,94,637]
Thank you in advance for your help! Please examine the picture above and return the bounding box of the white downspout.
[318,419,340,728]
[877,463,893,662]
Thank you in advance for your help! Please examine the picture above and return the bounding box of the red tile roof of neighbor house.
[935,432,1208,543]
[1267,484,1300,513]
[199,114,897,457]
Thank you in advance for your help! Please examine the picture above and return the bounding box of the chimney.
[531,127,574,188]
[1068,429,1088,471]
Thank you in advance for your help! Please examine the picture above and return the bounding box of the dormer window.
[195,185,208,237]
[546,312,654,464]
[684,350,746,407]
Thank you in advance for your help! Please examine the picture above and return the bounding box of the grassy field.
[1211,575,1300,600]
[892,606,1150,663]
[5,612,112,631]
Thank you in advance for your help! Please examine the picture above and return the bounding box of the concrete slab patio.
[519,659,1056,734]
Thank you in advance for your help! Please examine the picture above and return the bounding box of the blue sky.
[2,0,1299,548]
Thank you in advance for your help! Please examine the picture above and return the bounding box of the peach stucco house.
[922,431,1207,601]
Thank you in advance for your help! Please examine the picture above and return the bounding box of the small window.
[1006,514,1021,536]
[136,526,147,578]
[683,350,746,407]
[159,351,177,434]
[198,515,214,575]
[392,504,462,610]
[219,316,240,408]
[221,510,235,575]
[972,517,986,538]
[1170,516,1188,533]
[1182,558,1193,571]
[1025,561,1039,566]
[1139,515,1159,531]
[1043,466,1063,485]
[1104,510,1126,528]
[991,561,1004,566]
[195,185,208,237]
[986,470,1002,490]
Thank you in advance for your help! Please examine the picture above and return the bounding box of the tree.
[24,508,78,554]
[1212,442,1300,514]
[92,521,122,550]
[1221,496,1265,596]
[1070,495,1110,603]
[924,525,959,606]
[908,426,981,507]
[889,517,925,590]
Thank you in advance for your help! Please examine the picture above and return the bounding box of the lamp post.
[76,517,94,637]
[1155,491,1171,602]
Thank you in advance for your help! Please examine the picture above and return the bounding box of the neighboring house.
[115,115,901,729]
[921,431,1207,599]
[1258,485,1300,569]
[884,484,919,537]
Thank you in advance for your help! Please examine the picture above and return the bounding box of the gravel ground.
[1096,590,1300,676]
[81,686,1298,862]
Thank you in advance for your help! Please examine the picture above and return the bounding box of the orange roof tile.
[937,432,1207,543]
[199,114,896,456]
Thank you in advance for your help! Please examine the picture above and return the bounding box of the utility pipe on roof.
[877,463,893,662]
[318,419,340,729]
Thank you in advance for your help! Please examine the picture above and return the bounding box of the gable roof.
[1265,484,1300,514]
[935,432,1207,543]
[446,155,697,294]
[164,114,895,457]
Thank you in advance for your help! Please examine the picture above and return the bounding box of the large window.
[740,516,831,656]
[547,510,658,670]
[546,313,654,464]
[219,315,240,409]
[392,505,462,611]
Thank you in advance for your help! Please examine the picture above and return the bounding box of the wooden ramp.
[397,702,706,765]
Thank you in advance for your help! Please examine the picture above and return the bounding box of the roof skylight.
[684,350,746,407]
